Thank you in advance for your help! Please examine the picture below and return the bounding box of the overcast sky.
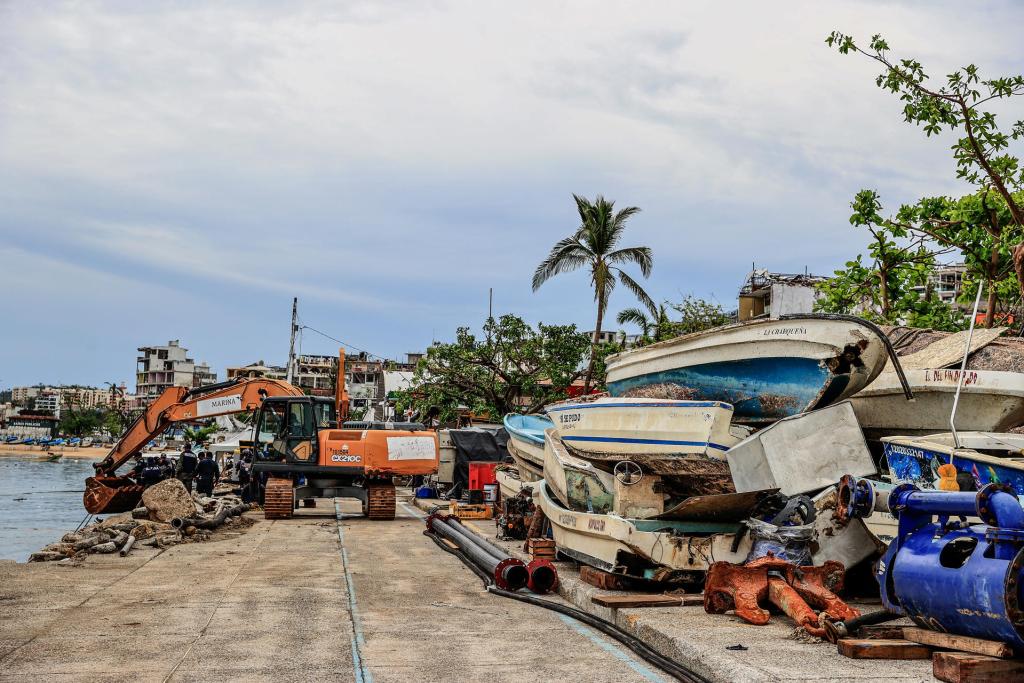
[2,1,1023,389]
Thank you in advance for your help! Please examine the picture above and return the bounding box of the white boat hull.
[506,437,544,482]
[850,368,1024,440]
[545,397,738,456]
[542,429,616,514]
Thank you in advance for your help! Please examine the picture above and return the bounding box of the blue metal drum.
[871,483,1024,652]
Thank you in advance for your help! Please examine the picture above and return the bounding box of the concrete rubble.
[28,481,253,563]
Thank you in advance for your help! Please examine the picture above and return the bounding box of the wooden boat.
[883,432,1024,495]
[544,396,740,460]
[851,368,1024,441]
[502,413,550,480]
[542,429,616,514]
[605,315,890,424]
[495,467,527,499]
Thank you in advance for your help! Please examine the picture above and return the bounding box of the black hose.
[425,531,711,683]
[823,609,902,644]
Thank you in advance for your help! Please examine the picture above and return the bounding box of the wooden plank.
[933,651,1024,683]
[441,538,459,551]
[579,566,631,591]
[903,627,1013,659]
[837,639,932,660]
[856,624,910,640]
[680,594,704,607]
[591,594,683,608]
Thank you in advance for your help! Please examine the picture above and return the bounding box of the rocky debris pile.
[29,479,254,563]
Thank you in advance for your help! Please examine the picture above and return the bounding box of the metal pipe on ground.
[119,534,137,557]
[426,514,528,590]
[447,516,558,593]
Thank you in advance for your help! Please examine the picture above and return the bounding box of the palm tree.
[616,304,671,342]
[533,194,655,391]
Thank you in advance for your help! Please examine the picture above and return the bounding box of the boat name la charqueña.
[762,327,807,337]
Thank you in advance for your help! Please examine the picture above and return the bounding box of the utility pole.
[286,297,298,384]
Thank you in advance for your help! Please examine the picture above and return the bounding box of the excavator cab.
[253,396,335,463]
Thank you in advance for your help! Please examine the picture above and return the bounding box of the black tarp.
[448,427,510,496]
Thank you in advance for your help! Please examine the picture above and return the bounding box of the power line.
[298,324,389,361]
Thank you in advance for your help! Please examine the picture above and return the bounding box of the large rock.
[141,479,199,523]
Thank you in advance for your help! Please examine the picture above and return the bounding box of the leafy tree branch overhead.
[827,31,1024,305]
[533,194,655,391]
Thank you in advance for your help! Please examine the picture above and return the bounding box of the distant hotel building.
[136,340,217,405]
[9,384,133,418]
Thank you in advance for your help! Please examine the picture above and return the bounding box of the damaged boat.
[850,368,1024,441]
[544,396,742,460]
[883,432,1024,495]
[604,314,897,424]
[502,413,550,481]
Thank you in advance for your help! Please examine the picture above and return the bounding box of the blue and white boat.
[544,396,745,475]
[605,315,890,424]
[883,432,1024,495]
[503,413,553,480]
[68,437,81,447]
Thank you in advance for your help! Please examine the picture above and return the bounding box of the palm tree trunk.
[583,293,606,393]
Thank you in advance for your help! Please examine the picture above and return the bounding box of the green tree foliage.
[59,407,103,437]
[183,424,219,445]
[533,194,654,391]
[827,31,1024,302]
[616,304,672,343]
[816,191,966,331]
[667,296,732,336]
[396,315,591,423]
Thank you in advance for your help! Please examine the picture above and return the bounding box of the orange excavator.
[85,349,438,520]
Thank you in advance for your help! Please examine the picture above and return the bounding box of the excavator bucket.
[84,475,146,514]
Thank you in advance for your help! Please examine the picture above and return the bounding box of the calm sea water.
[0,458,97,562]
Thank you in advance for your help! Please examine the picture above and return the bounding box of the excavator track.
[264,477,295,520]
[364,479,396,520]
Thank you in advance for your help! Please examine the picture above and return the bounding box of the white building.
[738,269,827,321]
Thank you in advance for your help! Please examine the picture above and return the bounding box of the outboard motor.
[854,481,1024,652]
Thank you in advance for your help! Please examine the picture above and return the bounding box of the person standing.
[176,444,199,493]
[195,451,220,496]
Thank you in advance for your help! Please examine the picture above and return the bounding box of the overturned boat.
[883,432,1024,495]
[605,314,898,424]
[544,396,742,465]
[851,368,1024,441]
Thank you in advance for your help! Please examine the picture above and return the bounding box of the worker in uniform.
[141,458,163,487]
[176,444,199,493]
[157,454,172,480]
[238,454,253,503]
[195,451,220,497]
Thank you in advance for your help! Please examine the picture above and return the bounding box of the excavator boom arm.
[96,377,304,476]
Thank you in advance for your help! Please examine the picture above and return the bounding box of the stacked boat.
[502,314,899,580]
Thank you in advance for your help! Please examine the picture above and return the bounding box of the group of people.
[129,443,222,496]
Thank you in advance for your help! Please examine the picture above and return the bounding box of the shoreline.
[0,445,106,459]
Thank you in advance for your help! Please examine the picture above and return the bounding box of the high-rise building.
[136,340,217,404]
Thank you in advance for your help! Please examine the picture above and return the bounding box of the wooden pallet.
[449,501,492,520]
[837,639,932,660]
[527,538,556,559]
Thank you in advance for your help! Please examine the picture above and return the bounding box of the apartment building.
[226,361,288,381]
[289,352,421,419]
[136,340,217,404]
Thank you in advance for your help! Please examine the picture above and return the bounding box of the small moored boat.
[605,314,895,424]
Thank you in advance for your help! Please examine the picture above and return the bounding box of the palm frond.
[607,245,653,277]
[609,205,641,248]
[532,236,592,290]
[616,307,652,332]
[616,269,657,316]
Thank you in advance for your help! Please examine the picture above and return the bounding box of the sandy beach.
[0,445,106,459]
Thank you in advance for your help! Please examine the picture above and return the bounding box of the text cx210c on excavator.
[84,374,439,521]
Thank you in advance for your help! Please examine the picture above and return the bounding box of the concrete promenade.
[0,498,668,682]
